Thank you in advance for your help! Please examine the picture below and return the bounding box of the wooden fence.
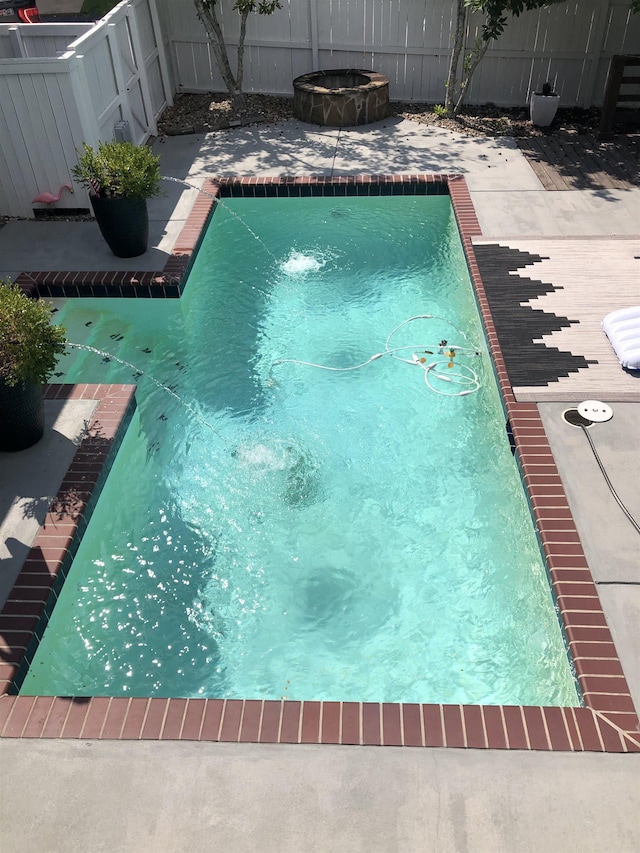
[0,0,172,217]
[1,0,638,218]
[156,0,640,108]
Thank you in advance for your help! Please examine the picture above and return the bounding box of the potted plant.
[530,81,560,128]
[0,279,67,451]
[72,140,162,257]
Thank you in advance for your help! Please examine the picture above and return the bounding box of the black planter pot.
[90,195,149,258]
[0,379,44,452]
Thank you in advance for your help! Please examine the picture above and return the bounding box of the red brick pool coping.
[2,175,638,751]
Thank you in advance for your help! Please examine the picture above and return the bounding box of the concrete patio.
[0,117,639,852]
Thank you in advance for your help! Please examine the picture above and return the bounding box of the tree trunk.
[194,0,238,98]
[453,39,490,116]
[445,0,467,117]
[236,7,249,97]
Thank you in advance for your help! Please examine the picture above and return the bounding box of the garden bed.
[156,92,638,139]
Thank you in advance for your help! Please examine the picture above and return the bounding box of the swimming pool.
[18,191,579,706]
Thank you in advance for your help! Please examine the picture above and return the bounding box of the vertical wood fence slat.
[309,0,319,70]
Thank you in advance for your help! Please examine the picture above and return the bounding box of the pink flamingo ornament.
[32,184,73,204]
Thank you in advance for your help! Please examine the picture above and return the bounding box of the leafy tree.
[80,0,118,15]
[444,0,567,117]
[194,0,281,102]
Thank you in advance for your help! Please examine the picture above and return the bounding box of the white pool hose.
[273,314,483,397]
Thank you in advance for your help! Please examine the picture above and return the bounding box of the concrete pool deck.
[0,118,639,851]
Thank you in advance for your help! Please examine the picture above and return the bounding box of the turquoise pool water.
[20,195,579,705]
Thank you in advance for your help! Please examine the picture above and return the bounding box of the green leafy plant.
[0,280,67,386]
[80,0,118,16]
[72,141,162,200]
[433,104,447,118]
[537,81,557,96]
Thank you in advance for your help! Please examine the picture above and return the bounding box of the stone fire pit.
[293,69,390,127]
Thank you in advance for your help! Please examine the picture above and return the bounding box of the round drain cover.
[577,400,613,423]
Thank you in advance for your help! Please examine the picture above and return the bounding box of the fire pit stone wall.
[293,69,390,127]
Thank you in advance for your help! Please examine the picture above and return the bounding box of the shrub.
[72,141,162,200]
[0,280,67,386]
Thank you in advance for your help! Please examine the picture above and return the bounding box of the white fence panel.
[114,14,146,141]
[603,1,636,50]
[78,28,121,138]
[157,0,638,106]
[0,23,90,58]
[158,0,308,93]
[602,6,640,102]
[137,0,171,118]
[0,0,172,217]
[0,66,84,217]
[1,0,637,218]
[21,24,92,57]
[0,30,14,58]
[66,0,169,143]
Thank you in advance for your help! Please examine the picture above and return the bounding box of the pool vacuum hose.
[273,314,483,397]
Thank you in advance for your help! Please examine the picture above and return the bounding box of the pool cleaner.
[273,314,483,397]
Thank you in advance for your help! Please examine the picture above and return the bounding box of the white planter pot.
[530,93,560,127]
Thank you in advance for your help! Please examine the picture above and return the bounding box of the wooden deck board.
[517,133,639,191]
